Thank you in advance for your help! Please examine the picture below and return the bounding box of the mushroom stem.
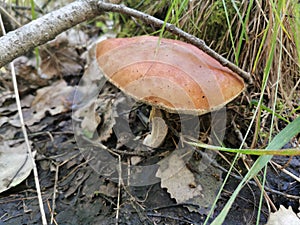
[143,107,168,148]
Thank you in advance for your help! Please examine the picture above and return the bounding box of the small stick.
[271,161,300,183]
[51,163,59,224]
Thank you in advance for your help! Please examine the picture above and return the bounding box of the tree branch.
[0,0,252,83]
[0,0,100,67]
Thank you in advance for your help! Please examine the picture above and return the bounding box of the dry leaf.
[0,117,9,127]
[72,52,105,110]
[73,85,121,141]
[130,156,142,165]
[0,90,15,106]
[156,153,203,203]
[96,93,119,142]
[73,99,102,139]
[2,94,35,128]
[40,29,88,78]
[143,115,168,148]
[13,56,49,89]
[0,140,34,193]
[97,182,118,198]
[156,149,222,214]
[266,205,300,225]
[73,49,119,141]
[0,94,35,116]
[22,80,74,126]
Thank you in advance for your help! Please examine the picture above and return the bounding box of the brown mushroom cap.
[96,36,245,115]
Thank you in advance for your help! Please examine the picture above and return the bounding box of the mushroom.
[96,36,245,148]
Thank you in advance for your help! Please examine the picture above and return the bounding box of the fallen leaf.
[73,99,102,139]
[13,56,49,89]
[96,92,120,142]
[156,153,203,203]
[265,205,300,225]
[73,85,120,141]
[0,90,15,106]
[156,148,223,214]
[73,50,119,141]
[21,80,74,126]
[0,140,34,193]
[97,182,118,198]
[40,29,88,78]
[72,52,105,110]
[0,94,35,116]
[0,117,9,127]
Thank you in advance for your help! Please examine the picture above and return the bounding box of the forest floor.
[0,1,300,224]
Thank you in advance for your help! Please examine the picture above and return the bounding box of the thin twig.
[50,163,59,224]
[271,161,300,183]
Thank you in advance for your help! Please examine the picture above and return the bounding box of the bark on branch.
[0,0,252,83]
[0,0,100,67]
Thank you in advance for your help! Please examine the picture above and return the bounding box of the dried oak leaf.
[73,84,121,141]
[266,205,300,225]
[40,29,88,78]
[22,80,74,126]
[156,150,223,215]
[0,140,34,193]
[156,153,203,204]
[13,56,49,89]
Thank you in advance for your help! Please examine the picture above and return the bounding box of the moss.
[203,1,236,43]
[116,0,171,37]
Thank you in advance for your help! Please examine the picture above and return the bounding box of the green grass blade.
[30,0,37,20]
[269,0,291,39]
[221,0,237,64]
[188,142,300,156]
[229,0,250,61]
[158,0,177,39]
[170,0,189,27]
[250,100,290,123]
[210,116,300,225]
